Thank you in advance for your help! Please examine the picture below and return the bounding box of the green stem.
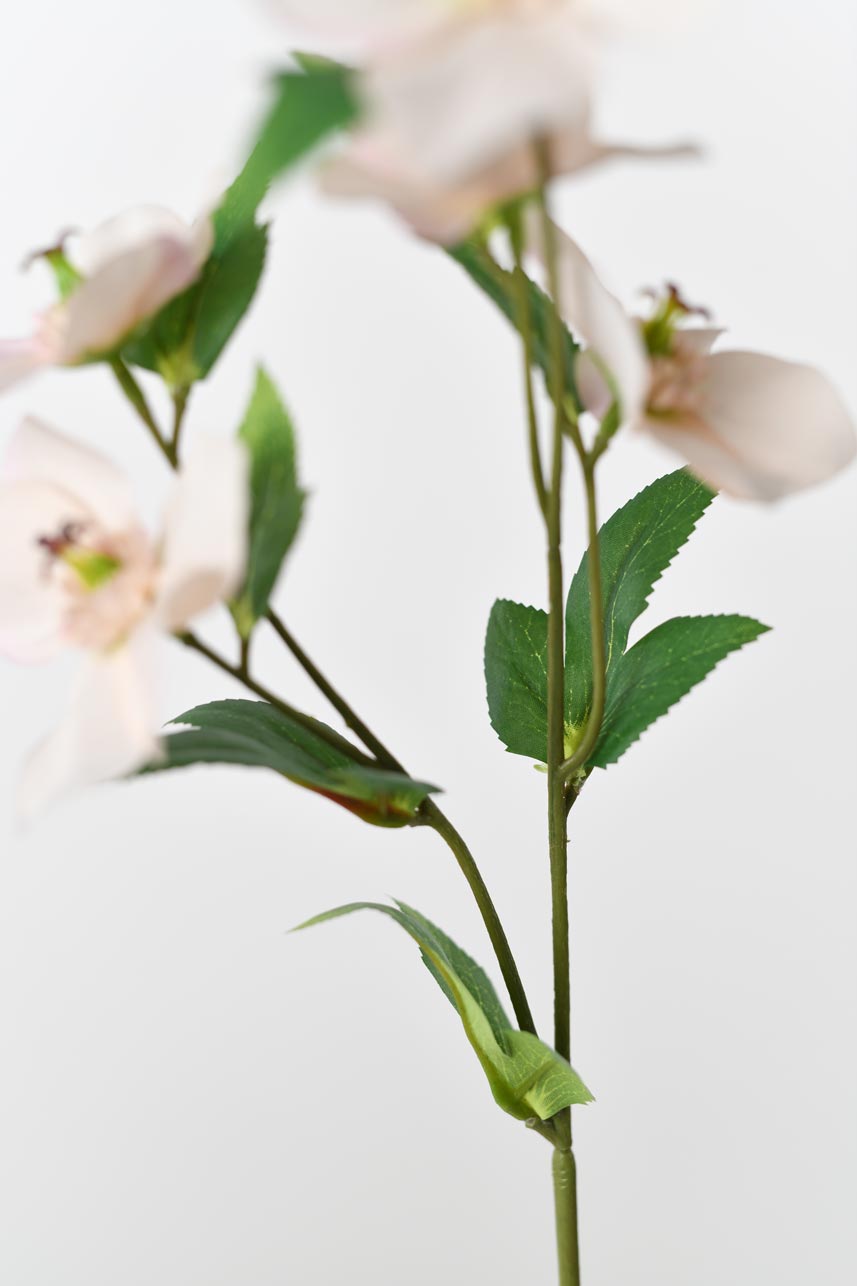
[560,462,605,786]
[553,1146,581,1286]
[266,610,537,1038]
[507,210,548,519]
[172,386,191,457]
[536,153,571,1068]
[267,610,404,772]
[110,359,176,466]
[419,801,537,1037]
[177,630,375,765]
[536,142,583,1286]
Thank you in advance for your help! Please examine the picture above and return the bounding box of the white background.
[0,2,855,1283]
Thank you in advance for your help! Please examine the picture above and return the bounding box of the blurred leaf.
[192,222,268,376]
[297,901,593,1121]
[592,614,770,767]
[484,599,548,761]
[213,66,359,253]
[566,469,715,728]
[234,367,305,631]
[123,223,268,386]
[448,239,580,399]
[146,699,438,827]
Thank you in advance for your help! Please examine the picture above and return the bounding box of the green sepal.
[144,699,438,828]
[296,901,593,1121]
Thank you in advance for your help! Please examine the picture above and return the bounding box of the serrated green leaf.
[592,614,770,767]
[448,239,580,399]
[145,699,437,827]
[214,66,359,253]
[235,367,305,628]
[484,599,548,761]
[297,901,593,1121]
[566,469,715,728]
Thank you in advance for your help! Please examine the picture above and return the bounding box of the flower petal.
[527,216,650,423]
[0,337,53,393]
[156,437,249,633]
[646,352,857,501]
[17,629,160,820]
[268,0,443,53]
[365,9,595,186]
[0,482,88,662]
[3,417,139,530]
[61,207,212,362]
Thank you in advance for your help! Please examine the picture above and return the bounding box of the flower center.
[37,520,157,650]
[38,522,121,591]
[640,285,712,424]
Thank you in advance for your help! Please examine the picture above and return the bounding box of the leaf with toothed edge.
[142,699,438,828]
[483,470,769,772]
[566,469,716,729]
[295,900,593,1121]
[484,599,549,761]
[591,614,770,768]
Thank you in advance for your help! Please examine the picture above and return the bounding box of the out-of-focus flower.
[323,110,695,245]
[531,220,857,500]
[0,207,213,394]
[0,419,247,815]
[288,0,695,242]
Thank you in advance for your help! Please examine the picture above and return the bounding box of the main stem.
[536,146,581,1286]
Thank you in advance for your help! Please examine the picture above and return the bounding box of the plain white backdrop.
[0,2,855,1283]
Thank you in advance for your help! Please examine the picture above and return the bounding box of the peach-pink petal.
[0,482,88,663]
[527,218,649,423]
[646,352,857,501]
[364,7,594,187]
[0,337,54,393]
[3,417,138,531]
[17,629,160,820]
[155,437,249,633]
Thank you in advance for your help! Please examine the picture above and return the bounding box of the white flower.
[0,207,213,394]
[0,418,248,815]
[529,218,857,500]
[291,0,694,242]
[323,110,695,245]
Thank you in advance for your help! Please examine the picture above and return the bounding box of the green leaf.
[297,901,593,1121]
[192,222,268,377]
[448,238,580,400]
[146,699,438,828]
[484,599,548,761]
[592,614,770,768]
[566,469,715,729]
[484,471,770,772]
[234,368,305,629]
[123,223,268,386]
[214,66,359,253]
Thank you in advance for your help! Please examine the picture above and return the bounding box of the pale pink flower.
[0,419,247,815]
[529,219,857,500]
[323,111,695,245]
[0,207,213,394]
[281,1,693,241]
